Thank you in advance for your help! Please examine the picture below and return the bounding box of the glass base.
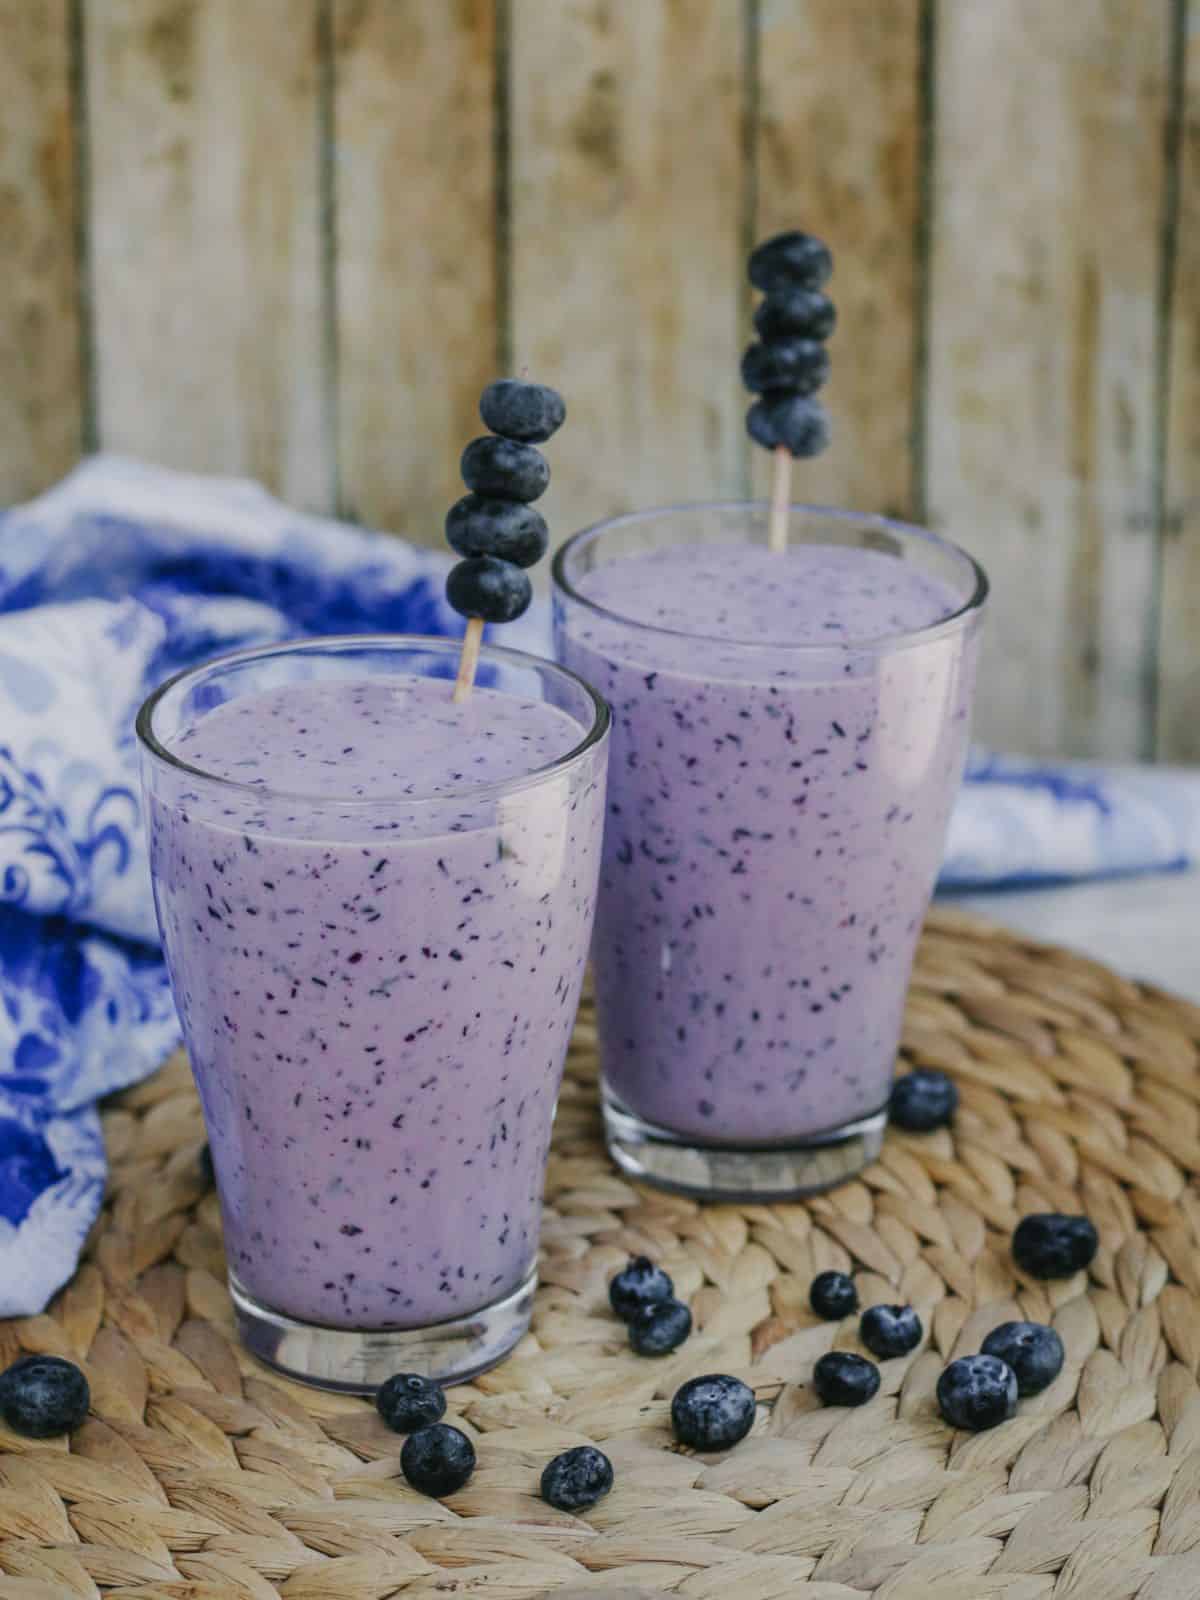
[229,1265,537,1394]
[602,1086,887,1201]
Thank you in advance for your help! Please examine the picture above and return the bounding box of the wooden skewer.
[768,444,791,554]
[453,616,484,704]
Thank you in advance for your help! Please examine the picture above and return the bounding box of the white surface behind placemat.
[944,869,1200,1004]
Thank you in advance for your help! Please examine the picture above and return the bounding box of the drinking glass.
[138,635,609,1390]
[554,503,985,1200]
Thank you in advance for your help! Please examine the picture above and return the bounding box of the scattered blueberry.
[1011,1213,1099,1280]
[0,1355,90,1438]
[540,1444,614,1510]
[754,286,837,342]
[609,1256,673,1322]
[446,556,533,623]
[937,1354,1018,1432]
[809,1270,859,1321]
[670,1374,756,1451]
[745,393,830,458]
[813,1350,881,1407]
[445,494,549,568]
[740,338,829,396]
[748,230,833,293]
[860,1304,923,1359]
[980,1321,1065,1397]
[375,1372,447,1433]
[198,1143,214,1185]
[460,435,549,503]
[480,378,566,444]
[400,1422,477,1496]
[629,1298,692,1356]
[890,1069,959,1132]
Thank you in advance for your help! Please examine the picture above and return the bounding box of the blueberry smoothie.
[145,666,606,1331]
[555,530,981,1146]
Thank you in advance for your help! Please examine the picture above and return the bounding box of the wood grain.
[508,0,746,547]
[1156,2,1198,761]
[925,0,1170,759]
[333,0,497,541]
[754,0,924,519]
[0,0,83,504]
[84,0,331,509]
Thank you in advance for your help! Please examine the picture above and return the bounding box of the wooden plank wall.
[0,0,1193,763]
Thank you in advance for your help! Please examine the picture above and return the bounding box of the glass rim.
[135,632,611,809]
[551,499,989,652]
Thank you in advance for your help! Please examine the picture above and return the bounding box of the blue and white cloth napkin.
[1,455,1196,1317]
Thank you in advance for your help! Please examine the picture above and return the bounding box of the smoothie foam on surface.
[558,539,977,1142]
[149,675,604,1329]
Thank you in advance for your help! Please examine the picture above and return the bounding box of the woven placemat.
[3,908,1200,1599]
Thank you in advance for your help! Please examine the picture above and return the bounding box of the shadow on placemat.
[3,909,1200,1598]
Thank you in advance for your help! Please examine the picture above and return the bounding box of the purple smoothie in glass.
[555,515,983,1180]
[144,659,607,1338]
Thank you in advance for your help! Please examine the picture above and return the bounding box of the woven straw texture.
[3,908,1200,1599]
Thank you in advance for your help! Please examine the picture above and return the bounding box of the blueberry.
[809,1270,858,1321]
[980,1321,1065,1397]
[480,378,566,444]
[937,1354,1018,1432]
[445,494,549,568]
[813,1351,881,1407]
[860,1304,923,1359]
[446,557,532,624]
[740,338,829,396]
[629,1297,692,1356]
[754,287,837,342]
[1011,1213,1099,1280]
[609,1256,673,1322]
[460,436,549,503]
[0,1355,90,1438]
[400,1422,476,1497]
[890,1069,959,1132]
[670,1374,756,1451]
[745,394,830,458]
[198,1143,214,1185]
[540,1444,614,1510]
[748,230,833,293]
[375,1372,447,1433]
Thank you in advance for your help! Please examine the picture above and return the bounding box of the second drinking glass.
[554,502,986,1200]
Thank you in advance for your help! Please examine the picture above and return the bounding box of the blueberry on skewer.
[446,376,565,700]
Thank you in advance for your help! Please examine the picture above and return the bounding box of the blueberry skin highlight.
[740,338,830,396]
[981,1321,1065,1397]
[480,378,566,444]
[748,230,833,293]
[890,1069,958,1131]
[813,1351,881,1407]
[629,1298,692,1356]
[460,436,550,503]
[1011,1213,1099,1280]
[446,556,533,624]
[400,1423,477,1497]
[937,1354,1018,1432]
[609,1256,674,1322]
[445,494,549,568]
[0,1355,90,1438]
[809,1271,859,1321]
[860,1304,923,1359]
[670,1374,756,1450]
[375,1372,447,1433]
[754,287,837,342]
[540,1444,614,1510]
[745,394,831,458]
